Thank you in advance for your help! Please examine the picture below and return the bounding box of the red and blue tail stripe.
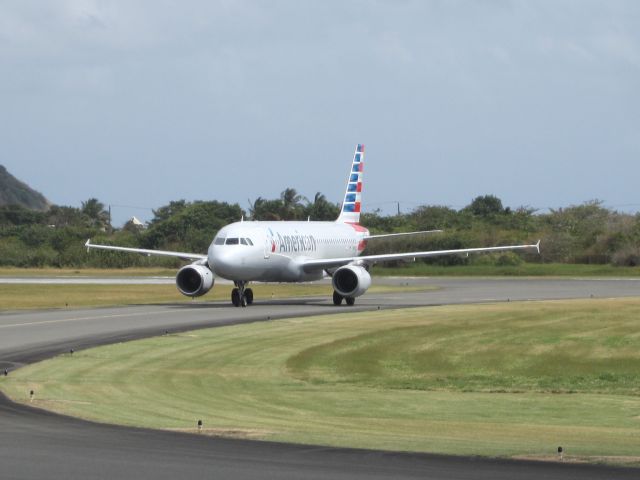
[337,144,364,223]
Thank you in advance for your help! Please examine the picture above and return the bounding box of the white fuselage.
[207,221,369,282]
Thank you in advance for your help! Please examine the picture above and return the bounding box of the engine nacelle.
[332,265,371,298]
[176,264,214,297]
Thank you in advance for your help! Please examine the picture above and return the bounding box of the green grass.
[3,262,640,279]
[287,305,640,395]
[0,283,431,310]
[2,298,640,465]
[0,267,178,277]
[372,262,640,277]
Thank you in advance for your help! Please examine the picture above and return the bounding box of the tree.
[409,205,458,231]
[46,205,86,227]
[0,204,45,226]
[466,195,505,218]
[249,197,285,221]
[81,198,111,230]
[280,188,306,220]
[150,200,187,224]
[249,188,308,220]
[142,200,244,252]
[304,192,340,221]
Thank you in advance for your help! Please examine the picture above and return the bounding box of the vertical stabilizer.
[336,144,364,223]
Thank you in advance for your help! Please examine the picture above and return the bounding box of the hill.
[0,165,50,211]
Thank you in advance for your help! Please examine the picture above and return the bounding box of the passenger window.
[226,238,239,245]
[214,237,225,245]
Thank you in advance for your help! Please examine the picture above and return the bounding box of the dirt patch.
[169,427,271,439]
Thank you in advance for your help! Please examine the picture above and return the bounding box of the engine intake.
[332,265,371,298]
[176,264,214,297]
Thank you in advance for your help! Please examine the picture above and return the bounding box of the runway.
[1,277,638,479]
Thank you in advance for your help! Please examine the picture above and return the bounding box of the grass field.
[2,298,640,465]
[371,262,640,277]
[0,267,179,277]
[0,283,432,310]
[2,263,640,278]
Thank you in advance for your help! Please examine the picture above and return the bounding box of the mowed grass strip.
[287,303,640,395]
[371,262,640,277]
[2,298,640,464]
[0,283,431,310]
[4,262,640,279]
[0,267,178,277]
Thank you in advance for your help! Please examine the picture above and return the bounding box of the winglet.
[85,239,92,251]
[535,239,541,254]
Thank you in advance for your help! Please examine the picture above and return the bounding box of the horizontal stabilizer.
[365,230,443,240]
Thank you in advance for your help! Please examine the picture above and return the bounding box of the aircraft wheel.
[345,297,355,306]
[231,288,240,307]
[245,288,254,305]
[240,294,247,307]
[333,291,343,306]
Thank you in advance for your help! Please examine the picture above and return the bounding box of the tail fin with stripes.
[336,144,364,223]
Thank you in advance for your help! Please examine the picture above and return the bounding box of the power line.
[108,204,155,211]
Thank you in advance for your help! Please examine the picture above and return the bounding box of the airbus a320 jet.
[86,145,540,307]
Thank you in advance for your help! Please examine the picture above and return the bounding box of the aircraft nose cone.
[208,244,220,266]
[209,247,236,277]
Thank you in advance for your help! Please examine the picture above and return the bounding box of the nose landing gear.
[333,291,355,306]
[231,281,254,307]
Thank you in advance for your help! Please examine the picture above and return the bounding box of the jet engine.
[331,265,371,298]
[176,264,214,297]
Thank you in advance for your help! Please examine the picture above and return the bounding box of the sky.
[1,0,639,226]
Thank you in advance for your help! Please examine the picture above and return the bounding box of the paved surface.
[1,278,639,479]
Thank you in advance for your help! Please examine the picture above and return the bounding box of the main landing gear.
[333,291,355,306]
[231,281,254,307]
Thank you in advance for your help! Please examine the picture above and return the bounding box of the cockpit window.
[218,237,253,246]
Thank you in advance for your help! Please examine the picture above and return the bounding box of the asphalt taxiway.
[1,277,639,479]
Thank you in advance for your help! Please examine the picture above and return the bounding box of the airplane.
[86,144,540,307]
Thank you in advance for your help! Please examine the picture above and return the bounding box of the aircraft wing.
[364,229,443,240]
[302,240,540,273]
[85,240,207,261]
